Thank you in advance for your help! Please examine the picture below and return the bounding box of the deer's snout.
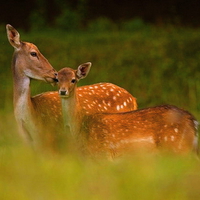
[59,88,69,97]
[44,70,58,84]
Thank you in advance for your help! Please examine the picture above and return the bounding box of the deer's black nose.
[60,90,66,95]
[53,78,59,82]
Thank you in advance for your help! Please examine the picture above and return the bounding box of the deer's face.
[6,24,58,84]
[17,42,58,83]
[57,68,77,97]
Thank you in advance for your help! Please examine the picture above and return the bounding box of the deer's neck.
[12,62,38,144]
[13,75,33,117]
[61,90,82,136]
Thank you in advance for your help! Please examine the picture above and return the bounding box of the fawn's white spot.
[171,135,175,141]
[104,106,108,110]
[102,100,106,105]
[116,105,120,111]
[174,128,178,133]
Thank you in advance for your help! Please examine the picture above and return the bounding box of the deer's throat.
[61,94,81,135]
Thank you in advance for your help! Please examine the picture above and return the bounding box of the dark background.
[1,0,200,30]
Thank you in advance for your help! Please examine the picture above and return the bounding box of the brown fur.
[58,65,199,158]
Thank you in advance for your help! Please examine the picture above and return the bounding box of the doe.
[6,24,57,149]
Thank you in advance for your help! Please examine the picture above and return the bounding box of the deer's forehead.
[21,42,39,52]
[58,69,75,78]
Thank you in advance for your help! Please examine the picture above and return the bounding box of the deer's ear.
[76,62,92,79]
[6,24,21,49]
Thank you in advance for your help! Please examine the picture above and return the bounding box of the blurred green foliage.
[55,8,82,31]
[1,23,200,199]
[121,18,150,31]
[87,17,118,32]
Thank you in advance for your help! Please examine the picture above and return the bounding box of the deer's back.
[82,105,198,156]
[32,83,137,124]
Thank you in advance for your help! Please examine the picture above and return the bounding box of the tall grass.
[0,25,200,199]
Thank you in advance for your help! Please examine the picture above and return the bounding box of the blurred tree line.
[0,0,200,30]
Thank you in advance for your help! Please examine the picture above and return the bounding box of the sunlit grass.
[0,145,200,200]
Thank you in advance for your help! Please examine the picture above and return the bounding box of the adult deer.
[57,63,199,158]
[6,24,58,149]
[7,24,137,152]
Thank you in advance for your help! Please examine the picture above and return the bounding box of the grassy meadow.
[1,24,200,199]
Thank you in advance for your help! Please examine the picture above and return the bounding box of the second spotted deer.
[58,63,199,158]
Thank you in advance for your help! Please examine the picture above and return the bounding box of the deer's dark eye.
[30,52,37,57]
[71,79,76,83]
